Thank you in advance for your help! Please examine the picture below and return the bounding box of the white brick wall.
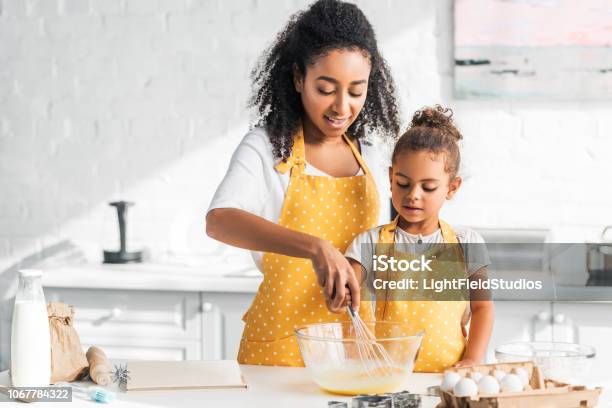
[1,0,611,276]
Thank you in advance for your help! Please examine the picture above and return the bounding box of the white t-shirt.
[207,127,391,270]
[345,225,491,279]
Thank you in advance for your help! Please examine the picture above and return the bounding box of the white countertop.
[40,263,263,293]
[0,365,441,408]
[2,365,610,407]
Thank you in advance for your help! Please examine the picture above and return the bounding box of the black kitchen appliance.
[103,201,142,264]
[586,226,612,286]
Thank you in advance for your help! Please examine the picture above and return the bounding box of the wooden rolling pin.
[86,346,113,386]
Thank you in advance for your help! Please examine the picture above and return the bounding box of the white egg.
[513,367,529,386]
[441,371,462,392]
[492,369,507,382]
[470,371,483,382]
[453,378,478,397]
[501,373,524,393]
[478,375,500,395]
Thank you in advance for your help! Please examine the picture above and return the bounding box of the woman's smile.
[295,49,371,139]
[324,114,350,129]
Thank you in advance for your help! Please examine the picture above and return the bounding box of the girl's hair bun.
[392,104,463,177]
[411,105,462,141]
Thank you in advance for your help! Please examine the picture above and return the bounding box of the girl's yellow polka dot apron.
[374,216,469,373]
[237,127,380,366]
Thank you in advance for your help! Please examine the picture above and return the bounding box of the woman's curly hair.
[249,0,401,160]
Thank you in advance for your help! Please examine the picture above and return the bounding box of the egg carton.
[437,361,602,408]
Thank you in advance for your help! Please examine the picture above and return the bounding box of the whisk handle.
[348,305,356,318]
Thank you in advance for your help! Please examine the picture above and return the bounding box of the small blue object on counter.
[55,382,116,404]
[87,387,116,404]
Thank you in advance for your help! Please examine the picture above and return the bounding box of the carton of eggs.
[513,367,529,386]
[493,368,507,382]
[501,373,524,393]
[478,375,500,395]
[470,371,483,383]
[440,371,462,392]
[439,363,602,408]
[453,377,478,397]
[440,366,529,398]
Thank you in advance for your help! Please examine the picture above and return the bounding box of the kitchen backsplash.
[1,0,611,276]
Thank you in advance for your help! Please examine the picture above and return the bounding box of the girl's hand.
[311,239,360,313]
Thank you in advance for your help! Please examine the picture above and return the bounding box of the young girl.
[206,0,400,366]
[345,105,494,372]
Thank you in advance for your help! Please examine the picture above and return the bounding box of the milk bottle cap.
[18,269,43,277]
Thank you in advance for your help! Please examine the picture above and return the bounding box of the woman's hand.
[324,289,354,315]
[311,239,360,313]
[206,209,362,314]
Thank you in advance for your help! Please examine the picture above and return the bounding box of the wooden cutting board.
[126,360,247,392]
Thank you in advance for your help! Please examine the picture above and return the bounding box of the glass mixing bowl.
[295,321,424,395]
[495,341,596,382]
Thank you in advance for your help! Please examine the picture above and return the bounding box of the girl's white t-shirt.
[207,127,391,270]
[345,226,491,280]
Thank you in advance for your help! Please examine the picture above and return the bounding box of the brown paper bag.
[47,302,88,383]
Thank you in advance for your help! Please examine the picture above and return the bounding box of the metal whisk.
[347,305,395,377]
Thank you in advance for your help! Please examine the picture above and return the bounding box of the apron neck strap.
[439,219,459,244]
[275,126,306,175]
[342,133,372,176]
[378,216,459,244]
[275,125,371,176]
[378,215,400,244]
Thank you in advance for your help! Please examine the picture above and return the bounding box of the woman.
[206,0,400,366]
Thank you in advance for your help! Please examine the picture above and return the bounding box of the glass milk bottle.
[11,269,51,387]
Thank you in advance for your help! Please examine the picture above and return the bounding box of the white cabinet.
[487,301,611,383]
[44,288,256,362]
[46,288,202,339]
[79,337,201,361]
[551,302,612,383]
[0,287,255,369]
[200,292,254,360]
[46,288,203,361]
[485,301,552,362]
[550,302,612,345]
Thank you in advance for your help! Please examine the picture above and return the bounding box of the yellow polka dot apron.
[237,127,380,366]
[374,216,469,373]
